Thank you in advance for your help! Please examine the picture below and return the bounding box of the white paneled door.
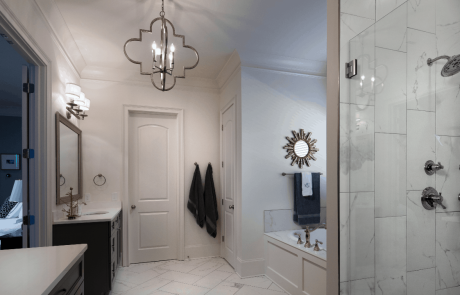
[128,112,179,263]
[221,103,235,267]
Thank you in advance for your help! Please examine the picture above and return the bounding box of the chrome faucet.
[424,160,444,175]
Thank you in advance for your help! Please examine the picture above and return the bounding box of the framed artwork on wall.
[1,154,21,170]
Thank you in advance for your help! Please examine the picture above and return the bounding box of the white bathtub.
[264,229,327,295]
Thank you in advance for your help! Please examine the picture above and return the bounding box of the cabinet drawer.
[48,256,83,295]
[69,282,84,295]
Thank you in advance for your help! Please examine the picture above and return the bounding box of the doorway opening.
[0,19,49,249]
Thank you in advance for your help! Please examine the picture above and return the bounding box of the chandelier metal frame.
[123,0,199,91]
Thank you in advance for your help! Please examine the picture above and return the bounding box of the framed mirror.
[56,112,82,204]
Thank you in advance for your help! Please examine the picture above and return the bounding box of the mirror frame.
[55,112,82,204]
[283,129,319,169]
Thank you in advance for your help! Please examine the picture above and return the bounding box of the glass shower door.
[339,0,460,294]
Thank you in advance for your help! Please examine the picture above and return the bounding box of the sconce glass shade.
[79,97,91,111]
[74,92,86,106]
[9,180,22,202]
[65,83,81,101]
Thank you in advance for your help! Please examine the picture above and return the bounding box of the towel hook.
[194,162,198,166]
[93,174,107,186]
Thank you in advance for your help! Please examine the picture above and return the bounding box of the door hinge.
[23,215,35,225]
[222,236,224,242]
[23,82,35,94]
[345,59,358,79]
[23,149,34,159]
[222,199,223,205]
[222,125,223,131]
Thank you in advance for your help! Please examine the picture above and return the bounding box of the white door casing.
[221,102,236,267]
[123,106,184,266]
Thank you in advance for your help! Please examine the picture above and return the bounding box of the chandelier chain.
[160,0,165,17]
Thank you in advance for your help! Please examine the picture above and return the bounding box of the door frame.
[0,7,50,247]
[122,104,185,266]
[326,0,340,294]
[219,97,237,266]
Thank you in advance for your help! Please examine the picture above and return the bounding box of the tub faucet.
[294,232,303,244]
[304,223,326,248]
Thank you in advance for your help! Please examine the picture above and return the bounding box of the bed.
[0,180,23,249]
[0,217,23,250]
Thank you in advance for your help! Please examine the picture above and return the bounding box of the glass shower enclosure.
[339,0,460,294]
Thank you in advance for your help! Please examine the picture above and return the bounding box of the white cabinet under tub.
[264,230,327,295]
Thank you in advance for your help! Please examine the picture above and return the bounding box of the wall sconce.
[65,83,90,120]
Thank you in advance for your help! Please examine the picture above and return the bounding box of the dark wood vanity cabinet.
[53,211,122,295]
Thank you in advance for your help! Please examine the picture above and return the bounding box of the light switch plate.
[85,193,91,202]
[112,192,118,201]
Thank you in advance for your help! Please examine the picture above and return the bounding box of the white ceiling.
[54,0,327,80]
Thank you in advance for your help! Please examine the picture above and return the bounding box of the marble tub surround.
[264,209,302,233]
[339,0,460,293]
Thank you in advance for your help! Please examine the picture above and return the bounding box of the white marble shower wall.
[339,0,460,294]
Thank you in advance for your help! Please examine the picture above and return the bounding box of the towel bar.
[282,172,323,176]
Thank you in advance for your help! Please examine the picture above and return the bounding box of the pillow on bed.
[0,199,18,218]
[6,202,22,218]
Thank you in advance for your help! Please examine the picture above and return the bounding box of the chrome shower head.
[427,55,460,77]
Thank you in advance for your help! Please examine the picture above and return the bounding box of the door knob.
[229,205,234,209]
[131,205,136,209]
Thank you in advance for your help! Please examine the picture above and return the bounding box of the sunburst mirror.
[283,129,319,168]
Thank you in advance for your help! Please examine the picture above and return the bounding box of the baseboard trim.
[235,256,265,278]
[185,243,220,259]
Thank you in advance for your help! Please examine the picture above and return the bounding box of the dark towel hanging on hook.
[204,163,218,238]
[187,163,205,227]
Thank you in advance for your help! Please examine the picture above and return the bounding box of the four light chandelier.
[123,0,199,91]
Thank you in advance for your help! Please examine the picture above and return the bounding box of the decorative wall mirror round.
[283,129,319,168]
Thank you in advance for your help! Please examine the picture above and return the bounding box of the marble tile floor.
[110,257,288,295]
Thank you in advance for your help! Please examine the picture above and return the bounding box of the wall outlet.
[112,192,118,201]
[85,193,91,202]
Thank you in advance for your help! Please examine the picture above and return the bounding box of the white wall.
[79,78,222,258]
[240,67,327,272]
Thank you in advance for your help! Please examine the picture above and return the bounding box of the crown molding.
[239,51,327,77]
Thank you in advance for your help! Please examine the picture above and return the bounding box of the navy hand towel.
[187,165,205,227]
[293,173,321,225]
[204,164,219,238]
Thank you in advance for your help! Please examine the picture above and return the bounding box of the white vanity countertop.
[265,229,327,261]
[54,207,121,224]
[0,244,87,295]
